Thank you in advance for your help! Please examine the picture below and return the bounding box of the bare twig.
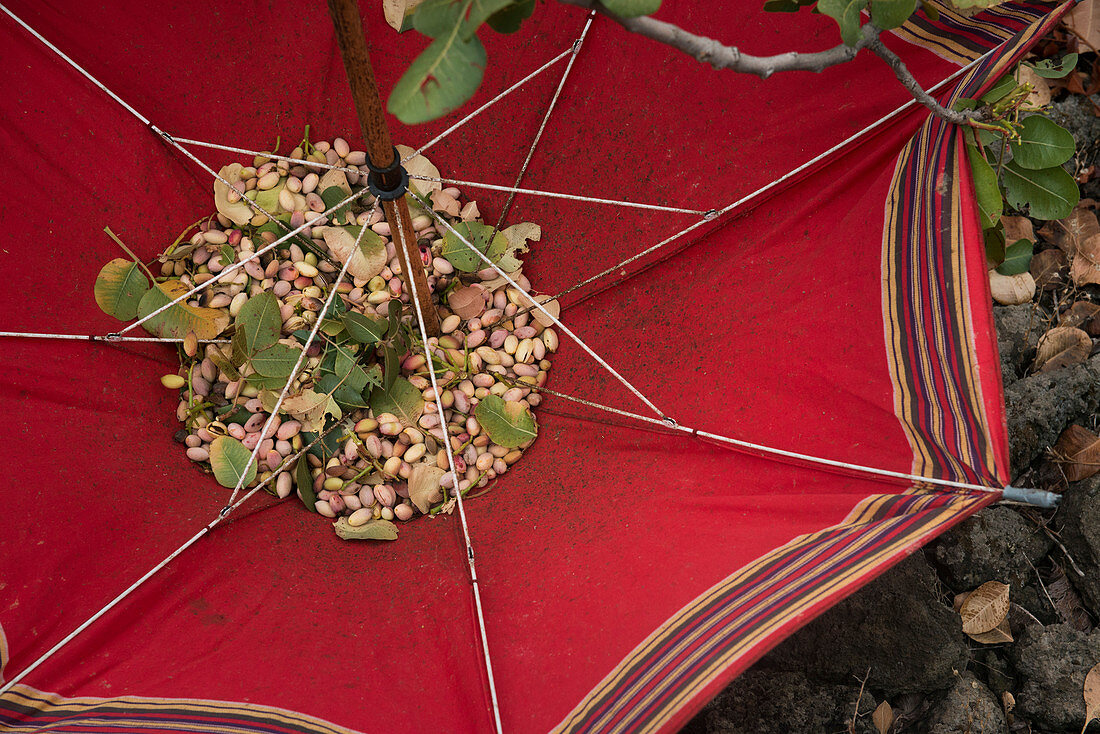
[557,0,984,125]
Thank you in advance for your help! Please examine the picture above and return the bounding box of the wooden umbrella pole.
[327,0,440,336]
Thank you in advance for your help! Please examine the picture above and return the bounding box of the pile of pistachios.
[95,135,559,540]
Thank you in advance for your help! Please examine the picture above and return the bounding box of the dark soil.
[682,42,1100,734]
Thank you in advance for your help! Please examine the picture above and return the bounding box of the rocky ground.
[682,50,1100,734]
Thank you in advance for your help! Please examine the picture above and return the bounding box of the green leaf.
[235,291,282,356]
[763,0,814,11]
[474,394,538,448]
[295,455,318,513]
[601,0,660,17]
[387,29,487,124]
[251,342,301,378]
[208,436,257,489]
[254,179,285,214]
[441,221,508,272]
[334,517,399,541]
[370,377,425,429]
[342,312,387,344]
[1025,53,1078,79]
[954,97,979,112]
[1010,116,1075,170]
[817,0,867,46]
[320,186,358,221]
[383,345,400,391]
[984,226,1006,265]
[209,351,241,381]
[137,280,231,341]
[414,0,514,38]
[94,258,150,320]
[1002,161,1080,221]
[334,348,370,393]
[485,0,534,31]
[920,0,939,20]
[387,298,403,338]
[965,144,1002,230]
[980,75,1017,104]
[996,238,1033,275]
[870,0,916,30]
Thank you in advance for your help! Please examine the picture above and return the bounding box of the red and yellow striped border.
[892,0,1054,65]
[553,6,1070,731]
[0,683,365,734]
[550,489,996,734]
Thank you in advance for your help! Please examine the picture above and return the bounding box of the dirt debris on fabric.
[683,37,1100,734]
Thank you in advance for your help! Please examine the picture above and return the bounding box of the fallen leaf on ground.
[1040,202,1100,258]
[1085,662,1100,733]
[960,581,1010,635]
[1002,215,1036,244]
[872,700,894,734]
[408,463,445,514]
[967,616,1014,644]
[430,189,461,216]
[1019,65,1053,107]
[1061,302,1100,330]
[1052,425,1100,482]
[1034,326,1091,372]
[990,271,1035,305]
[1073,233,1100,286]
[1032,248,1068,291]
[1065,0,1100,50]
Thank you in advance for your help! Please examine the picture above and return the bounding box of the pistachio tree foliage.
[385,0,1081,274]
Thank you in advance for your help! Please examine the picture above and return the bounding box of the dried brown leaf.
[1019,65,1053,107]
[1034,326,1092,372]
[408,463,445,514]
[1066,0,1100,50]
[448,283,486,320]
[1073,233,1100,286]
[960,581,1011,635]
[383,0,424,31]
[1039,204,1100,258]
[430,189,461,217]
[1061,301,1100,330]
[1033,248,1068,291]
[990,271,1036,305]
[873,701,895,734]
[1053,424,1100,482]
[966,616,1014,644]
[1047,563,1093,632]
[1003,215,1036,244]
[954,591,971,613]
[1086,663,1100,733]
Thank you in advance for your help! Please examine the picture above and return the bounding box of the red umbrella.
[0,1,1066,731]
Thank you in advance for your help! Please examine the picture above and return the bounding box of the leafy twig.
[104,226,157,281]
[557,0,983,125]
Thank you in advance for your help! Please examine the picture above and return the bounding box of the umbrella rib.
[172,139,713,216]
[518,378,1007,495]
[493,10,597,231]
[0,429,345,697]
[170,44,574,173]
[223,223,364,506]
[0,332,229,344]
[516,51,992,318]
[421,198,670,421]
[392,210,505,734]
[405,47,574,161]
[115,142,371,338]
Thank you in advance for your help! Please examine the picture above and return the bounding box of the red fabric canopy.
[0,1,1065,732]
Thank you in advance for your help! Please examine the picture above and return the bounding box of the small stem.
[104,226,157,281]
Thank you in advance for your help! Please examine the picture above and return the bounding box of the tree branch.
[557,0,984,125]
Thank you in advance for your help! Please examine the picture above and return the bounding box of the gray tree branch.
[557,0,983,125]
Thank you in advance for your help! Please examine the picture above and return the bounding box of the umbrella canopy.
[0,1,1066,732]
